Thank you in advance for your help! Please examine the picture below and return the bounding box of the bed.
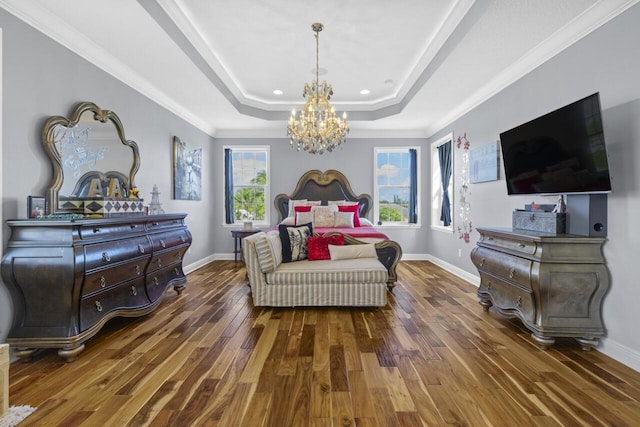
[273,169,402,284]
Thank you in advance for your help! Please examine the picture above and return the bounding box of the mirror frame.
[42,102,140,214]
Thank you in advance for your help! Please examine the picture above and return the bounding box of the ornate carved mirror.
[42,102,140,214]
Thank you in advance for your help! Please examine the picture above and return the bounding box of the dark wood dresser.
[1,213,191,361]
[471,227,609,350]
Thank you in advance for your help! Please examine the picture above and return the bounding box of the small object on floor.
[0,405,37,427]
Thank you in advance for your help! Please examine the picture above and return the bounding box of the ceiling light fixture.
[287,23,349,154]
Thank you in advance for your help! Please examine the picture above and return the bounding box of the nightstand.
[231,229,261,262]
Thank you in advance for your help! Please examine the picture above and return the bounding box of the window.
[431,133,454,232]
[224,146,270,225]
[374,147,419,226]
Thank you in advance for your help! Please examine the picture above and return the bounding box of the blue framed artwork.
[469,141,500,183]
[173,136,202,200]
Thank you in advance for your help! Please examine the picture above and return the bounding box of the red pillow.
[294,205,313,225]
[307,234,345,260]
[337,204,361,227]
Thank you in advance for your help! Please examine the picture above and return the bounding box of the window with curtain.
[431,133,454,231]
[223,146,270,225]
[374,147,420,226]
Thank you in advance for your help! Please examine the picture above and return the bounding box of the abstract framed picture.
[173,136,202,200]
[28,196,47,218]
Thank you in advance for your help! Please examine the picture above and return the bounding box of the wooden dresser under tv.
[1,213,191,362]
[471,227,609,350]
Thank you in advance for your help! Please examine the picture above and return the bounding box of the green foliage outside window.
[234,170,266,220]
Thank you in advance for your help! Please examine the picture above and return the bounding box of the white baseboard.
[598,338,640,373]
[422,254,480,286]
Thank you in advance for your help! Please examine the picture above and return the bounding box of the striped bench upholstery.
[243,232,388,307]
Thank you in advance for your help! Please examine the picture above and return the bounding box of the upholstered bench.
[243,231,390,307]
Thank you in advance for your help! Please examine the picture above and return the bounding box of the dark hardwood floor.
[7,260,640,426]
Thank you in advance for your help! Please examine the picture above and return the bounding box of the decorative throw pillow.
[328,243,377,260]
[312,205,338,227]
[279,222,313,262]
[295,211,313,226]
[307,234,345,260]
[337,204,361,227]
[333,211,355,228]
[294,205,313,225]
[328,200,345,205]
[254,231,282,273]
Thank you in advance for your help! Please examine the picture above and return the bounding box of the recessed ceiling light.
[273,89,283,95]
[360,89,371,95]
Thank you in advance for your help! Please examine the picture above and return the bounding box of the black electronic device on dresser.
[0,102,193,362]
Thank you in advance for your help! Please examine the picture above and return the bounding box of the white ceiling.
[1,0,637,138]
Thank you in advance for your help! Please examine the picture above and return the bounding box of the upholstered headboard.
[274,170,372,223]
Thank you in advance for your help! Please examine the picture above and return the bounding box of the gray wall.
[427,3,640,370]
[0,9,215,341]
[212,137,429,256]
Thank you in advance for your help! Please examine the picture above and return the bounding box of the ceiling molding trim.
[213,127,429,139]
[424,0,640,138]
[0,0,217,136]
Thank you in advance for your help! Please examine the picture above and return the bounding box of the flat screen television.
[500,92,612,195]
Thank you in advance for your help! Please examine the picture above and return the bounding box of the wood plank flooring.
[7,260,640,426]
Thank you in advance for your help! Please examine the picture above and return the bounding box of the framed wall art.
[173,136,202,200]
[469,140,500,183]
[28,196,47,218]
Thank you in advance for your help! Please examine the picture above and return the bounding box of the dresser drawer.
[146,218,185,232]
[148,247,188,273]
[80,278,150,331]
[478,272,536,324]
[146,264,186,302]
[82,257,150,296]
[149,230,190,252]
[472,246,533,290]
[479,232,537,257]
[79,222,145,240]
[84,237,151,271]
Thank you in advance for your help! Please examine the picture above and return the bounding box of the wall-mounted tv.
[500,92,612,195]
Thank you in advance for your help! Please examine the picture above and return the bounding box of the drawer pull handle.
[518,243,526,248]
[487,237,494,241]
[102,252,111,262]
[130,286,137,296]
[174,267,180,276]
[100,276,106,288]
[509,269,516,279]
[479,258,485,267]
[516,296,522,307]
[180,235,186,243]
[135,265,141,275]
[160,240,166,248]
[157,259,162,268]
[130,224,137,229]
[95,301,103,312]
[152,222,159,227]
[93,227,102,233]
[153,277,160,286]
[487,281,492,290]
[138,244,145,254]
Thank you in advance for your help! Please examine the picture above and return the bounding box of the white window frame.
[222,145,270,227]
[373,146,421,228]
[431,133,454,233]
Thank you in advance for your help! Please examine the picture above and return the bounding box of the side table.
[231,229,261,262]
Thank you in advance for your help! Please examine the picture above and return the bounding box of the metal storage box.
[512,210,566,234]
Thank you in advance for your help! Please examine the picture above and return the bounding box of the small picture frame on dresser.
[27,196,47,218]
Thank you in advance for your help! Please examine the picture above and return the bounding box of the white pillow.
[312,205,338,227]
[280,216,295,225]
[334,211,354,228]
[295,211,313,225]
[329,243,377,260]
[328,200,345,205]
[359,217,373,227]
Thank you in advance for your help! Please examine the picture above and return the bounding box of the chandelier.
[287,23,349,154]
